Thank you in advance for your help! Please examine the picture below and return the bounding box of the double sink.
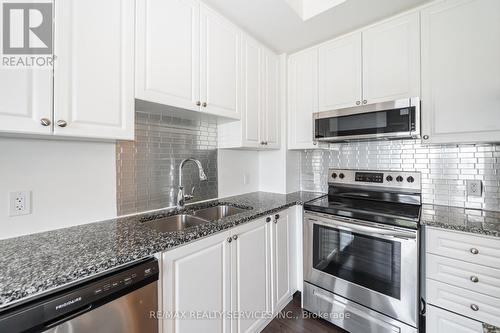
[142,204,250,233]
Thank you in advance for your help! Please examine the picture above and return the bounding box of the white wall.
[0,138,117,239]
[217,150,260,197]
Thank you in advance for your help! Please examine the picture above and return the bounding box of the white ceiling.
[203,0,432,53]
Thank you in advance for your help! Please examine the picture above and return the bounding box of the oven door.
[314,97,420,142]
[304,211,419,328]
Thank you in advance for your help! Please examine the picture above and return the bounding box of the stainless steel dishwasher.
[0,258,159,333]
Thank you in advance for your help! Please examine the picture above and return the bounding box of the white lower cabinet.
[271,211,291,311]
[231,218,272,333]
[161,208,293,333]
[425,227,500,330]
[426,305,482,333]
[162,229,232,333]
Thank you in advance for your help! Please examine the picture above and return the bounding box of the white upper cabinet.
[241,37,262,148]
[200,4,241,119]
[421,0,500,144]
[136,0,241,120]
[54,0,135,140]
[262,50,281,149]
[288,48,318,150]
[0,68,52,136]
[218,35,280,150]
[362,12,420,104]
[318,33,362,110]
[135,0,200,112]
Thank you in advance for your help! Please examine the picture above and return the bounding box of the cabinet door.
[272,210,291,311]
[241,37,262,147]
[262,51,280,149]
[426,305,482,333]
[162,231,232,333]
[362,12,420,104]
[54,0,134,140]
[231,218,272,333]
[288,49,318,149]
[0,68,52,135]
[135,0,200,112]
[421,0,500,144]
[200,4,241,120]
[318,33,362,111]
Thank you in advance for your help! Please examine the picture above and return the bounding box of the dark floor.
[262,292,346,333]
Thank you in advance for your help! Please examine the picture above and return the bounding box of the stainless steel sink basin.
[193,205,248,221]
[142,214,209,233]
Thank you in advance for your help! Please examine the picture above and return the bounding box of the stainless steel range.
[303,169,421,333]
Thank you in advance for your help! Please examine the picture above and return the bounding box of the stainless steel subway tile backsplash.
[116,111,218,215]
[300,140,500,211]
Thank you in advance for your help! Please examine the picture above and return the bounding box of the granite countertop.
[421,204,500,238]
[0,191,325,311]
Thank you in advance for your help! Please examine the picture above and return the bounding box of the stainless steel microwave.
[313,97,420,142]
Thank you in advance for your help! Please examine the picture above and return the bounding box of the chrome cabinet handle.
[470,276,479,283]
[470,304,479,311]
[470,248,479,255]
[202,102,207,107]
[227,237,232,243]
[56,120,67,128]
[232,235,238,240]
[363,100,367,104]
[356,101,361,105]
[40,118,51,126]
[196,101,201,106]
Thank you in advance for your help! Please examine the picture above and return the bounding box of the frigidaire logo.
[1,1,54,67]
[55,297,82,311]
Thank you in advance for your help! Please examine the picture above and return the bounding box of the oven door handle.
[306,213,417,240]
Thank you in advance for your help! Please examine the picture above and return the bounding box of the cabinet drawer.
[427,279,500,327]
[426,228,500,269]
[426,305,482,333]
[427,253,500,298]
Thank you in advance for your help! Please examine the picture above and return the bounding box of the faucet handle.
[191,186,196,196]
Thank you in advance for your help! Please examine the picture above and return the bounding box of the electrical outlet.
[9,191,32,216]
[466,180,483,197]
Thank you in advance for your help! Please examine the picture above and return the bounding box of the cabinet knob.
[356,101,361,105]
[232,235,238,240]
[40,118,51,126]
[275,214,280,220]
[56,120,67,128]
[227,237,232,243]
[266,217,271,223]
[196,101,201,106]
[470,248,479,255]
[470,276,479,283]
[202,102,207,107]
[363,100,367,104]
[423,135,429,140]
[313,141,318,146]
[470,304,479,312]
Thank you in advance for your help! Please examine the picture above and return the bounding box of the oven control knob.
[386,175,393,182]
[396,176,404,182]
[339,173,345,179]
[407,176,415,183]
[331,173,337,179]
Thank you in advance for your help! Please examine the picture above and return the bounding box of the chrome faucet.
[176,158,208,209]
